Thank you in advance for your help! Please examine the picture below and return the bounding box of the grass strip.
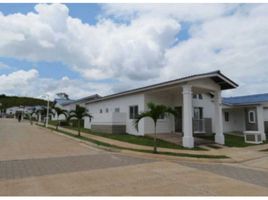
[195,133,268,147]
[38,124,228,159]
[49,123,205,151]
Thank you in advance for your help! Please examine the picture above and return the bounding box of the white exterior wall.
[192,95,215,119]
[85,113,126,129]
[144,92,176,134]
[264,107,268,121]
[6,107,20,115]
[85,93,146,135]
[222,108,245,133]
[192,94,216,132]
[144,92,215,134]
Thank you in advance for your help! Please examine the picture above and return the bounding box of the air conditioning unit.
[244,131,263,144]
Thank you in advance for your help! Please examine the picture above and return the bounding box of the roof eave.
[86,71,237,105]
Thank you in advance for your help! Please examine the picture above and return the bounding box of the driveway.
[0,119,267,196]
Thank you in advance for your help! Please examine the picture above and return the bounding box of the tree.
[134,102,176,153]
[68,105,92,137]
[53,107,68,130]
[36,107,54,126]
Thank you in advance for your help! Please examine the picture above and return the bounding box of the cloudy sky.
[0,3,267,100]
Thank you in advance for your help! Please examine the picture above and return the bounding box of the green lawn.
[195,133,267,147]
[42,125,227,159]
[48,121,204,150]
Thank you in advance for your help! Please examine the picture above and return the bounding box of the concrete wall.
[85,93,145,135]
[245,107,258,131]
[192,93,216,133]
[264,108,268,121]
[222,108,245,133]
[91,125,126,134]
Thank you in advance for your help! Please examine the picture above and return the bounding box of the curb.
[36,124,237,163]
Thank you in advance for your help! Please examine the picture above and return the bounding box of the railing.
[193,119,205,133]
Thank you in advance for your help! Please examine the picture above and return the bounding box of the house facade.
[222,94,268,141]
[81,71,238,148]
[53,94,101,121]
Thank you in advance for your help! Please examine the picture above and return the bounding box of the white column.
[182,85,194,148]
[257,105,266,141]
[214,90,225,144]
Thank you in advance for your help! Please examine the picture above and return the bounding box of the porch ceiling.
[144,84,215,96]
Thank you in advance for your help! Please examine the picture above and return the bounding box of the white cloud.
[0,4,267,97]
[102,4,237,22]
[0,62,9,69]
[0,69,38,92]
[0,69,112,100]
[161,4,268,96]
[0,4,180,82]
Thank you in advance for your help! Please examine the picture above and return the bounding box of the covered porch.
[223,105,267,142]
[142,71,238,148]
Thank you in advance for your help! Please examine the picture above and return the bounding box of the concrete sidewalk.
[43,123,224,156]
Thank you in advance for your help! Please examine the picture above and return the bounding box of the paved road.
[0,118,267,196]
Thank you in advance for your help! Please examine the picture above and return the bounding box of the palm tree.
[134,102,176,153]
[37,107,54,126]
[53,107,68,130]
[68,105,92,137]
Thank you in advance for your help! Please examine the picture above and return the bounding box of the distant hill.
[0,94,48,110]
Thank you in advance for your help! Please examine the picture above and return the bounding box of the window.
[193,107,203,120]
[129,105,139,119]
[193,94,203,99]
[114,108,120,112]
[224,112,229,122]
[248,110,256,123]
[99,109,103,113]
[106,108,109,113]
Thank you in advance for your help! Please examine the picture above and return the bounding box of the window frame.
[114,108,120,113]
[248,110,256,124]
[193,107,203,120]
[129,105,139,119]
[224,111,229,122]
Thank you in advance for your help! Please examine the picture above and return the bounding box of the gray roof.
[86,70,238,105]
[62,94,101,106]
[54,98,74,106]
[223,93,268,106]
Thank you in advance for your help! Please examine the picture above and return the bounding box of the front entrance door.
[175,107,182,132]
[193,107,204,133]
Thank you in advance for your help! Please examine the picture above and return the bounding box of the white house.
[52,94,101,121]
[222,94,268,142]
[81,70,238,148]
[6,106,21,115]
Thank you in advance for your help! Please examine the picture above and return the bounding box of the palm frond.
[68,114,77,121]
[134,111,152,131]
